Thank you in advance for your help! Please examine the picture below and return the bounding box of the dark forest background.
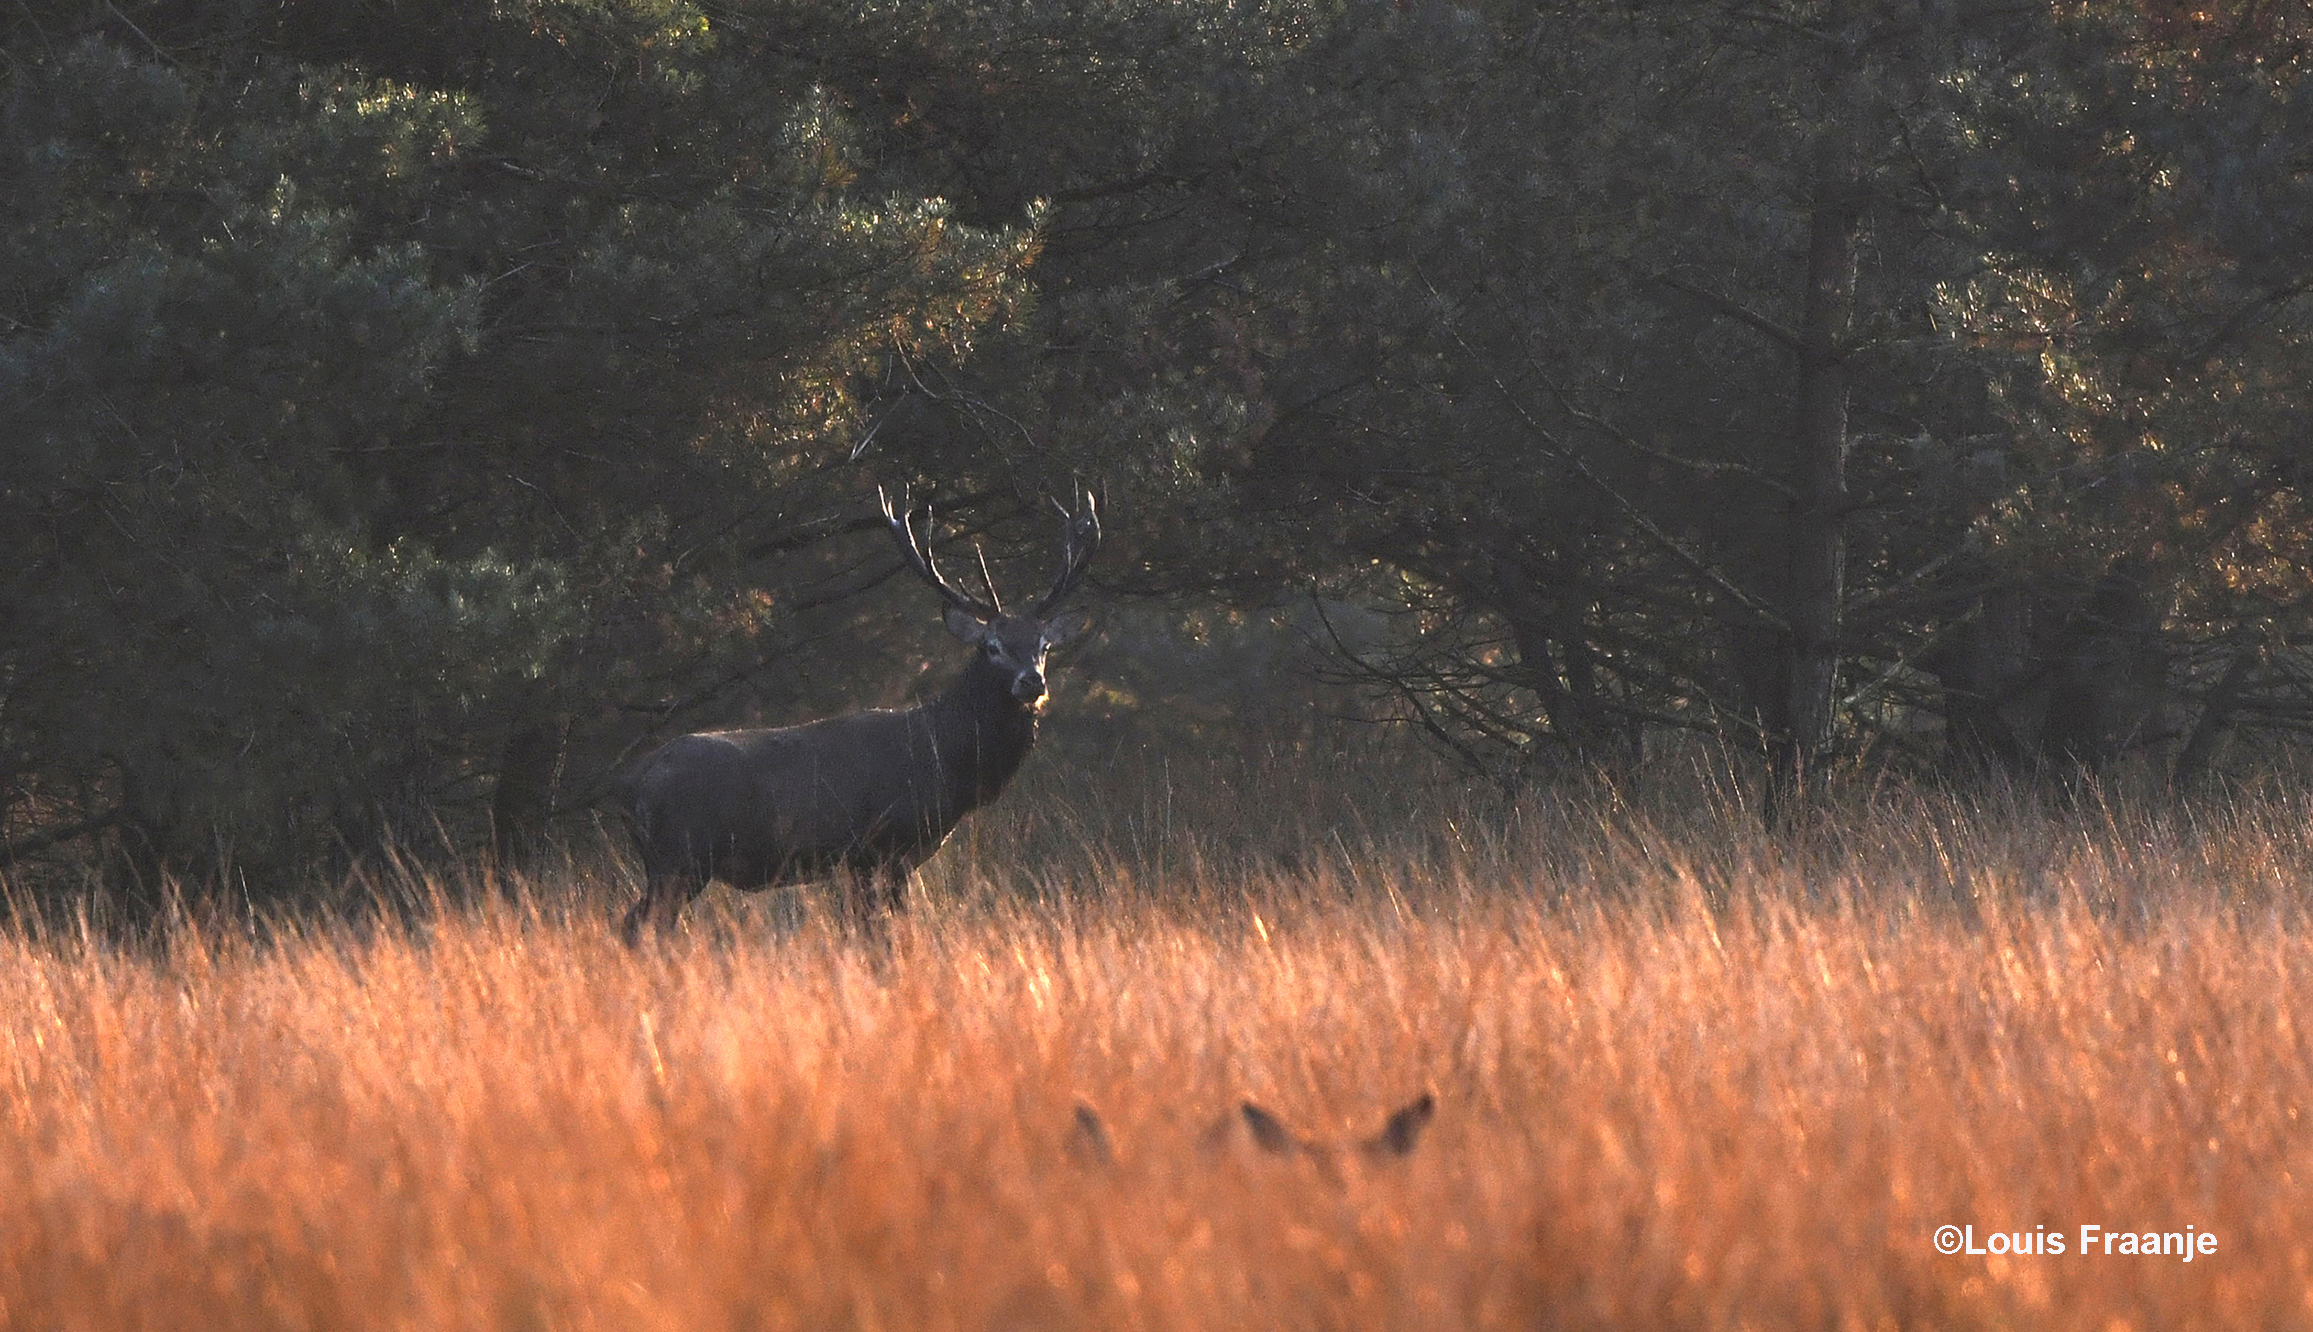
[6,0,2313,904]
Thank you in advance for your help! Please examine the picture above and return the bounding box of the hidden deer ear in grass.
[1236,1092,1437,1161]
[1115,1093,1440,1165]
[1360,1091,1436,1159]
[1068,1102,1115,1166]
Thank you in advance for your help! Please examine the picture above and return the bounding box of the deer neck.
[925,659,1041,808]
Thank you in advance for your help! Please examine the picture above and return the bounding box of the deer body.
[619,489,1096,944]
[622,653,1039,932]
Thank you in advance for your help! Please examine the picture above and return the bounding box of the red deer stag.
[618,488,1099,944]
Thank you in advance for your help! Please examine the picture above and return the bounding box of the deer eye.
[983,641,1002,657]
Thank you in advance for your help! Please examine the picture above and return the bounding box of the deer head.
[880,486,1100,709]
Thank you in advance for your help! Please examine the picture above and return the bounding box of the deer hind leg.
[620,872,703,948]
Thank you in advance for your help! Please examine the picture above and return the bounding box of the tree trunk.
[1495,560,1621,771]
[2171,643,2259,792]
[2042,558,2168,774]
[1771,30,1867,807]
[490,715,569,866]
[1926,585,2034,774]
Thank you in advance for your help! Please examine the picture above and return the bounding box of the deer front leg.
[837,860,912,949]
[873,858,914,918]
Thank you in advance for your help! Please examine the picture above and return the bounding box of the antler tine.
[1034,485,1102,615]
[879,485,1000,621]
[972,541,1004,615]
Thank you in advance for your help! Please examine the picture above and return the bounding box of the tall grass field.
[2,763,2308,1330]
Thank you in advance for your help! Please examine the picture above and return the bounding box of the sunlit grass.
[2,771,2309,1329]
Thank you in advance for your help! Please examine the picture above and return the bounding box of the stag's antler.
[880,486,1002,622]
[1033,487,1101,617]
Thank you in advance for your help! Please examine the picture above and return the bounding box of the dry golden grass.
[3,770,2312,1330]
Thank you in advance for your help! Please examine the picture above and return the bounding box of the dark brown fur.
[618,490,1097,944]
[620,616,1066,942]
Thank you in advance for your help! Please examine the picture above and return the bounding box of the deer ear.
[1068,1103,1115,1167]
[1042,609,1090,648]
[944,604,989,642]
[1361,1092,1435,1159]
[1239,1101,1297,1155]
